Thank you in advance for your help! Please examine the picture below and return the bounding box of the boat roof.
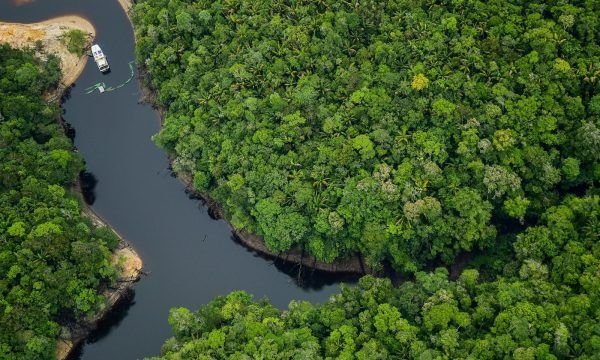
[91,44,104,57]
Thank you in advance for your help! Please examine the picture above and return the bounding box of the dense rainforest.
[134,0,599,271]
[133,0,599,358]
[0,45,119,358]
[152,196,600,359]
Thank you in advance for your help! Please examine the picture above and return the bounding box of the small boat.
[91,44,110,73]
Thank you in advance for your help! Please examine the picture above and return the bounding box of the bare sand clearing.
[83,206,143,285]
[0,16,95,87]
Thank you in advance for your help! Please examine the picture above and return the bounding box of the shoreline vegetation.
[55,197,142,360]
[177,172,372,275]
[129,0,372,275]
[134,0,599,358]
[0,15,143,360]
[133,0,600,276]
[0,16,94,92]
[130,0,373,275]
[126,0,375,276]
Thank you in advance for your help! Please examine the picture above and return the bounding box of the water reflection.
[79,171,97,205]
[69,289,136,360]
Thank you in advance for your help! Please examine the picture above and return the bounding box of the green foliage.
[134,0,600,271]
[60,29,88,57]
[0,45,117,359]
[154,196,600,359]
[135,1,600,356]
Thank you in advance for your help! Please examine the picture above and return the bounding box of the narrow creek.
[0,0,355,358]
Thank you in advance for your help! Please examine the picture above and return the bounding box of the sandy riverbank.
[0,14,144,360]
[54,186,143,360]
[0,16,95,88]
[117,0,134,20]
[55,207,143,360]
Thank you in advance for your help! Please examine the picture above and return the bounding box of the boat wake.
[85,61,135,94]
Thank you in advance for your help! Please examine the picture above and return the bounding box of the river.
[0,0,355,358]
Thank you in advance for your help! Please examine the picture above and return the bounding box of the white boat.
[91,44,110,73]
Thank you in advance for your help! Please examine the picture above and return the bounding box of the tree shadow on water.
[230,235,360,291]
[274,258,360,291]
[79,171,98,205]
[60,84,72,103]
[168,165,360,290]
[62,118,76,140]
[68,289,136,360]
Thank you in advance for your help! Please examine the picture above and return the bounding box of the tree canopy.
[134,0,600,358]
[0,45,118,359]
[133,0,600,271]
[153,195,600,359]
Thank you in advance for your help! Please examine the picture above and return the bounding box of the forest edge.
[121,0,374,276]
[178,172,373,275]
[0,14,143,360]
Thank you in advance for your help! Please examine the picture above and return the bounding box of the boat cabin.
[91,44,110,73]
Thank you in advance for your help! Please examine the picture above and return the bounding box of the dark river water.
[0,1,355,358]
